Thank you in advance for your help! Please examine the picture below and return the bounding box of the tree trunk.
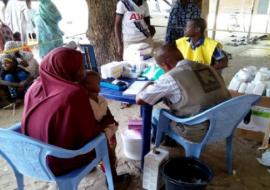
[85,0,118,67]
[198,0,209,22]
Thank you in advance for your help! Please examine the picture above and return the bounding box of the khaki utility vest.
[164,60,231,116]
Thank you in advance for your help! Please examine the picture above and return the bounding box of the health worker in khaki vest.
[176,18,228,72]
[136,44,231,142]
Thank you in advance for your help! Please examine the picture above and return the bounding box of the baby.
[82,70,118,143]
[82,70,131,186]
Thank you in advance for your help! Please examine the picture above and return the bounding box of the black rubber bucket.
[162,157,213,190]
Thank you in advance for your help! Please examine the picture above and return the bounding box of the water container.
[121,129,142,160]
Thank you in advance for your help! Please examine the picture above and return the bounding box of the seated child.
[0,54,32,101]
[82,70,131,186]
[82,70,118,145]
[4,41,39,78]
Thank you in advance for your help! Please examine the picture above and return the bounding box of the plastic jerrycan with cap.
[143,148,169,190]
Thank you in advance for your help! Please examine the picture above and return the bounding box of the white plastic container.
[228,77,241,91]
[253,82,265,95]
[245,83,256,94]
[143,148,169,190]
[123,42,152,65]
[238,82,247,93]
[236,69,251,82]
[100,61,124,79]
[121,129,142,160]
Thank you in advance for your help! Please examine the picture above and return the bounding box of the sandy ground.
[1,26,270,189]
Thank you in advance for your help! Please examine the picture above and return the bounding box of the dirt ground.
[1,38,270,189]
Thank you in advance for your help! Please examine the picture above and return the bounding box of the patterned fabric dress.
[165,1,201,44]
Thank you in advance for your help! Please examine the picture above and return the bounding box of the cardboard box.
[230,91,270,108]
[230,90,270,146]
[238,106,270,133]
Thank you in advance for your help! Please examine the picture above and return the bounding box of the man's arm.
[136,98,148,105]
[0,79,20,87]
[211,48,228,71]
[136,82,154,105]
[136,76,180,106]
[19,75,33,88]
[115,14,124,60]
[213,57,228,70]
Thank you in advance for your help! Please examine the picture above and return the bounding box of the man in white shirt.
[115,0,155,60]
[4,0,23,34]
[0,0,6,22]
[136,44,230,142]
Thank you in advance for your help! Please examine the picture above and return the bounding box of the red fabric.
[22,47,100,176]
[0,23,14,44]
[22,44,32,52]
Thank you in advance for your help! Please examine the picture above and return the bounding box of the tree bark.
[199,0,209,22]
[85,0,118,67]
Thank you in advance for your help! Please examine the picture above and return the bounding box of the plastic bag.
[141,65,164,81]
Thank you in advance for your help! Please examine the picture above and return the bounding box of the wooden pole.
[247,0,256,42]
[212,0,220,39]
[200,0,210,37]
[200,0,209,21]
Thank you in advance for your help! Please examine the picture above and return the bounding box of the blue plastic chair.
[79,44,98,72]
[155,95,260,174]
[0,123,114,190]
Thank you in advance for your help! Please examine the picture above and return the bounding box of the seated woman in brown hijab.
[22,47,100,176]
[21,47,130,186]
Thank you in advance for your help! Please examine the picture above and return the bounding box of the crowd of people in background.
[0,0,64,107]
[0,0,36,43]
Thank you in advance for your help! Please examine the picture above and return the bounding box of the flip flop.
[120,102,131,109]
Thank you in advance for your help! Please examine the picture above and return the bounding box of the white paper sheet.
[123,81,150,95]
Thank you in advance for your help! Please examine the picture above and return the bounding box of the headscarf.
[0,53,17,64]
[34,0,63,58]
[4,41,33,59]
[22,47,100,176]
[0,54,18,76]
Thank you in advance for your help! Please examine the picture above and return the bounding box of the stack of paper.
[123,81,150,95]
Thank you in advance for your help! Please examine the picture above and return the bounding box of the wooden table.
[230,91,270,149]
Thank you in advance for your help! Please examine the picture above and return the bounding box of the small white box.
[100,61,124,79]
[143,148,169,190]
[121,129,142,160]
[253,82,265,95]
[228,77,241,91]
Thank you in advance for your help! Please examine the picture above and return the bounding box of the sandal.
[120,102,131,109]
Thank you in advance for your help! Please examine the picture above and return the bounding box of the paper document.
[123,81,150,95]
